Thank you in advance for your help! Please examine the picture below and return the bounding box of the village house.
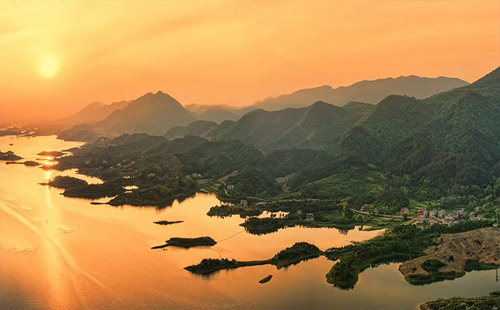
[444,214,454,223]
[429,210,437,218]
[305,213,315,221]
[400,207,409,216]
[226,184,235,190]
[438,210,446,218]
[417,210,428,218]
[361,204,372,213]
[239,199,248,209]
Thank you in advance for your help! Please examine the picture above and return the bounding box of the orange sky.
[1,0,499,123]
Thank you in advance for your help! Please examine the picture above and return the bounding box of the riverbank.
[420,291,500,310]
[399,226,500,284]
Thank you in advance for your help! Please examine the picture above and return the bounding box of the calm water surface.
[1,135,498,309]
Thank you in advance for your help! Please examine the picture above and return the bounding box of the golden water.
[1,135,498,309]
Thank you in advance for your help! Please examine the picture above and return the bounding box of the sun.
[39,55,59,79]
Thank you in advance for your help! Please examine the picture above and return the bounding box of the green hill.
[210,101,361,153]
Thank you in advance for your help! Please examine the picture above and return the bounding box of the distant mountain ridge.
[55,100,130,128]
[341,67,500,185]
[59,91,196,140]
[165,67,498,177]
[253,75,469,111]
[58,73,472,142]
[165,120,218,140]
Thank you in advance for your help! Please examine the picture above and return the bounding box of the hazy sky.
[1,0,499,123]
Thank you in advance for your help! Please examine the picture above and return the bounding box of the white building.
[305,213,315,221]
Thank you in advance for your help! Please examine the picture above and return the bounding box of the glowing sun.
[39,55,59,79]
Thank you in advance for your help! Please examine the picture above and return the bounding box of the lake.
[1,135,498,309]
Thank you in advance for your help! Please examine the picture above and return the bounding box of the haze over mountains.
[55,100,130,128]
[59,73,472,142]
[254,75,469,111]
[60,91,196,140]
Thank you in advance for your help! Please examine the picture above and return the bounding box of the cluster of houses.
[400,207,484,225]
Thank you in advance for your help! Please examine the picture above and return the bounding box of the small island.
[6,160,41,166]
[152,236,217,249]
[184,242,322,275]
[153,220,184,226]
[38,151,65,157]
[241,217,288,235]
[0,150,22,161]
[259,274,273,284]
[23,161,41,167]
[45,175,89,189]
[43,175,124,199]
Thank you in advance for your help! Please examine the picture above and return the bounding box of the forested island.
[185,242,322,274]
[152,237,216,249]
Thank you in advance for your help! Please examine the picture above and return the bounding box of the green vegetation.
[207,204,262,218]
[410,259,462,284]
[325,221,493,289]
[63,183,124,199]
[241,217,288,235]
[185,242,322,275]
[421,291,500,310]
[152,236,216,249]
[272,242,322,268]
[44,175,124,199]
[47,176,88,189]
[109,178,196,207]
[184,258,257,275]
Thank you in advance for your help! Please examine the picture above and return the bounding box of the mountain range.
[253,75,468,111]
[163,67,500,186]
[56,66,500,206]
[58,73,474,143]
